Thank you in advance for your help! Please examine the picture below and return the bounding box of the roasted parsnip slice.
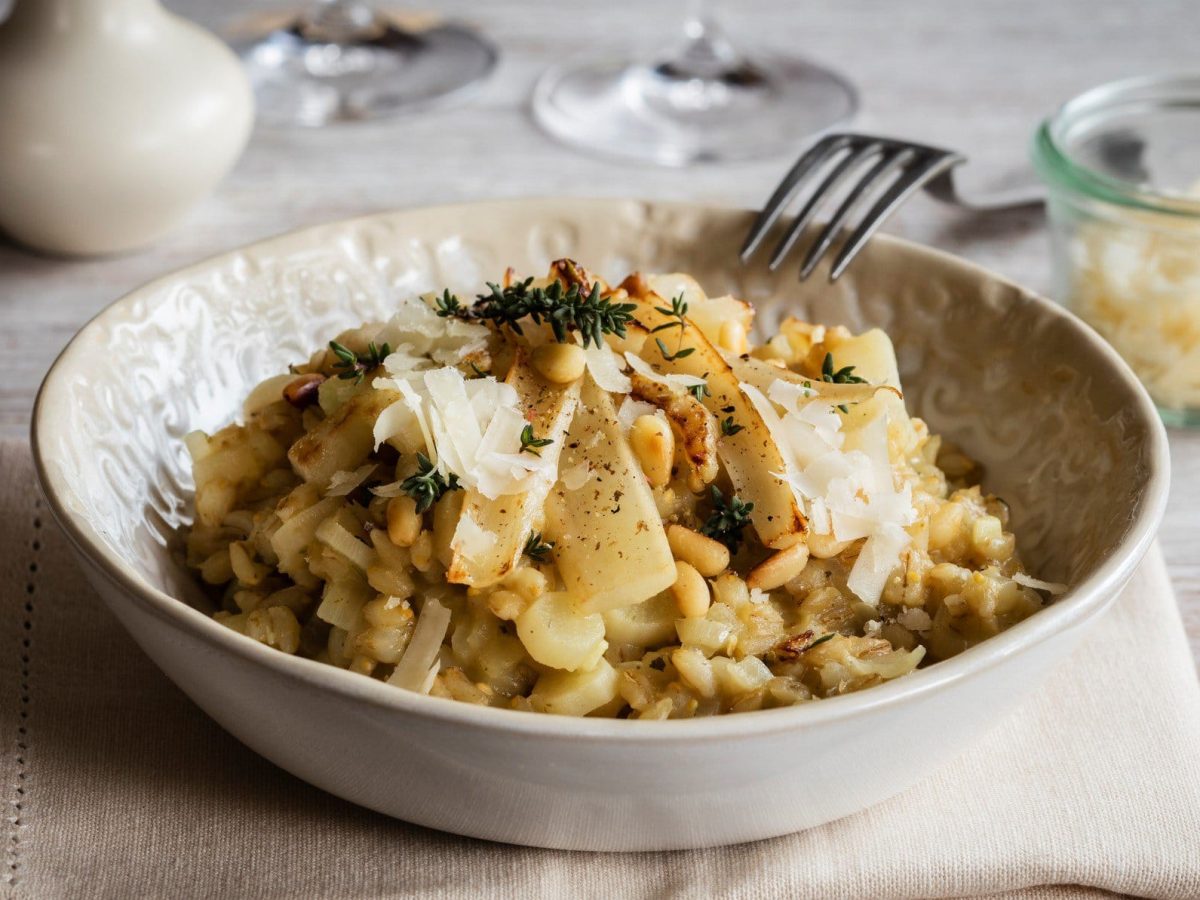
[544,375,676,614]
[623,293,807,550]
[629,372,719,489]
[446,348,581,587]
[289,389,399,488]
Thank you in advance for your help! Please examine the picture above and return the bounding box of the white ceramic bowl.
[32,199,1169,851]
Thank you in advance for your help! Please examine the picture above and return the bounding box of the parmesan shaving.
[624,351,706,390]
[1013,572,1069,595]
[584,343,632,393]
[451,512,498,563]
[559,460,593,491]
[370,480,405,499]
[325,463,377,497]
[389,598,451,691]
[374,294,489,378]
[374,367,553,499]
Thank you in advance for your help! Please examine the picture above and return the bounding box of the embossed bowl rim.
[31,198,1171,741]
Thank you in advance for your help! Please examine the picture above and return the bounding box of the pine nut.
[718,319,748,356]
[629,414,674,487]
[531,342,587,384]
[670,560,710,618]
[409,530,434,572]
[808,531,850,559]
[666,524,729,577]
[503,566,548,603]
[486,588,528,621]
[747,541,811,591]
[386,495,421,547]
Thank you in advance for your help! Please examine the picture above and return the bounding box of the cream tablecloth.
[2,440,1198,899]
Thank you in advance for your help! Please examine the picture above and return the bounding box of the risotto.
[181,260,1064,718]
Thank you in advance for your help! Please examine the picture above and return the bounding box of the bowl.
[31,199,1169,851]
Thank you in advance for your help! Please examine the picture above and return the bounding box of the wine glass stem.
[664,2,748,81]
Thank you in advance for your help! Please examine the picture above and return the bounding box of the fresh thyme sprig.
[699,485,754,551]
[519,424,553,456]
[821,352,866,385]
[720,416,743,436]
[433,289,464,317]
[655,337,695,361]
[438,277,637,349]
[329,340,392,384]
[650,293,688,333]
[687,380,710,401]
[523,531,555,562]
[400,453,461,513]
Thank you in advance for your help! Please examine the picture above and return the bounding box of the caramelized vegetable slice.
[289,389,399,488]
[446,349,581,587]
[544,375,676,614]
[628,372,719,488]
[622,291,808,550]
[729,355,902,408]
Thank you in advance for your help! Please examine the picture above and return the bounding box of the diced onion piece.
[711,655,773,694]
[314,518,375,571]
[675,616,733,657]
[530,658,619,716]
[389,598,452,691]
[516,592,607,672]
[1013,572,1068,595]
[315,579,372,631]
[270,496,342,581]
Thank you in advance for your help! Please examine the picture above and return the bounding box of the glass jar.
[1032,74,1200,427]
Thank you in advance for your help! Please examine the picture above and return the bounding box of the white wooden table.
[0,0,1196,665]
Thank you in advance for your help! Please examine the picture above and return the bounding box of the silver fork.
[740,133,1044,281]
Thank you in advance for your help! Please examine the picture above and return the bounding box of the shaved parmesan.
[559,461,592,491]
[616,396,660,433]
[624,351,707,390]
[389,598,452,691]
[1013,572,1068,595]
[374,367,552,499]
[741,370,918,605]
[374,295,489,377]
[325,463,377,497]
[450,512,498,563]
[370,480,405,499]
[583,343,632,393]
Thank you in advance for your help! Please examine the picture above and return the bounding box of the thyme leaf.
[699,485,754,551]
[400,453,461,513]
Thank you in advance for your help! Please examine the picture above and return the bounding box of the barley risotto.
[181,260,1064,718]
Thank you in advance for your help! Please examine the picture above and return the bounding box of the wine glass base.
[236,20,497,126]
[532,55,858,166]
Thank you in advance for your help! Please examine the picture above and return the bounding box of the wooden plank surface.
[0,0,1196,666]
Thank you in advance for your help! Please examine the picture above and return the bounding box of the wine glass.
[532,3,857,166]
[231,1,497,127]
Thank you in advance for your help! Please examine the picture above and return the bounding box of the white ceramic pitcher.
[0,0,254,256]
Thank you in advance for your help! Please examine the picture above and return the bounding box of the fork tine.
[798,147,916,280]
[739,134,854,262]
[828,151,964,280]
[767,141,886,270]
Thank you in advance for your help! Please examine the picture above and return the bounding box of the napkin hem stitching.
[4,498,38,888]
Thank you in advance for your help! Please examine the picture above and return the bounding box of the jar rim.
[1032,73,1200,220]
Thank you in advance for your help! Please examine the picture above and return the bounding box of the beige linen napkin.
[2,439,1198,900]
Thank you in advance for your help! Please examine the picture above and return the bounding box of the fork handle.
[925,168,1045,212]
